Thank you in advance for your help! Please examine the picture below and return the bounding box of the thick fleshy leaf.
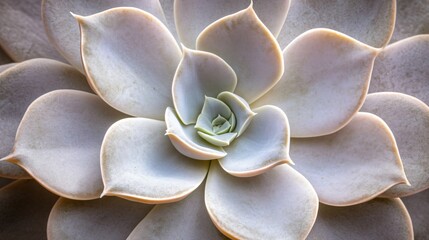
[217,91,255,137]
[173,48,236,124]
[127,182,226,239]
[77,7,181,119]
[211,115,231,134]
[196,97,232,126]
[362,93,429,197]
[253,29,378,137]
[175,0,290,48]
[0,59,91,179]
[369,35,429,106]
[165,107,226,160]
[101,117,209,204]
[196,5,284,103]
[277,0,395,48]
[198,132,237,147]
[291,112,408,206]
[0,63,15,73]
[159,0,179,39]
[206,162,318,239]
[48,197,153,240]
[219,106,291,177]
[402,188,429,240]
[307,198,413,240]
[0,180,58,239]
[0,48,12,65]
[5,90,125,200]
[0,162,29,180]
[0,0,65,62]
[390,0,429,43]
[43,0,166,72]
[194,115,214,135]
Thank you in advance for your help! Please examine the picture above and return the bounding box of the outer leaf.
[205,162,318,239]
[48,197,153,240]
[0,0,65,62]
[159,0,179,42]
[291,112,408,206]
[369,35,429,106]
[196,4,284,103]
[390,0,429,43]
[101,117,209,204]
[307,198,413,240]
[362,93,429,197]
[127,182,226,240]
[0,180,58,239]
[277,0,395,48]
[0,59,91,179]
[219,105,291,177]
[42,0,166,72]
[76,7,181,119]
[5,90,125,200]
[175,0,290,48]
[402,188,429,240]
[0,63,15,73]
[253,29,377,137]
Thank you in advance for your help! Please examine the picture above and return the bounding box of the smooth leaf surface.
[277,0,395,48]
[197,132,237,147]
[43,0,166,72]
[159,0,179,42]
[369,35,429,106]
[197,5,284,103]
[175,0,290,48]
[0,59,91,179]
[7,90,125,200]
[362,93,429,197]
[220,105,291,177]
[172,48,236,124]
[307,198,413,240]
[127,182,226,240]
[205,162,318,239]
[291,112,407,206]
[77,7,181,119]
[102,117,209,204]
[166,107,226,160]
[0,0,65,62]
[48,197,153,240]
[402,188,429,240]
[390,0,429,43]
[253,29,377,137]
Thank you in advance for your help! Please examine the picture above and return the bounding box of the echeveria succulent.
[0,0,428,239]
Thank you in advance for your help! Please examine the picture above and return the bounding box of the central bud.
[212,114,233,134]
[194,96,238,147]
[165,90,255,160]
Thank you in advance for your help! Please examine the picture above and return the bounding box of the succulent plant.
[0,0,428,239]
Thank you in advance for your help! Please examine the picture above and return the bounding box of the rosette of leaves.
[0,0,428,239]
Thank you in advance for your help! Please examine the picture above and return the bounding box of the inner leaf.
[212,115,232,134]
[197,131,238,147]
[199,96,232,120]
